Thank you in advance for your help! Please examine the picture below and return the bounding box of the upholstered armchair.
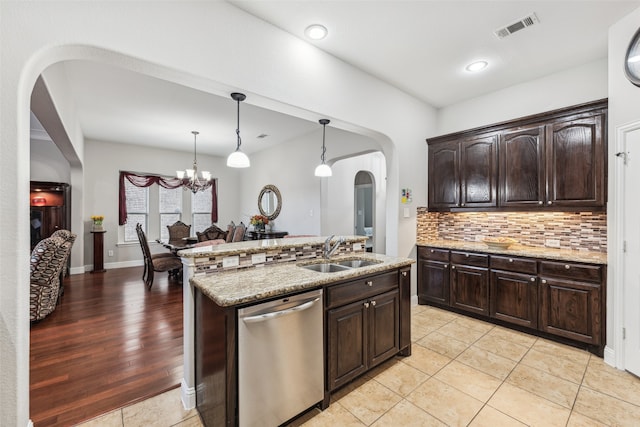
[51,229,77,299]
[30,236,68,321]
[167,220,191,240]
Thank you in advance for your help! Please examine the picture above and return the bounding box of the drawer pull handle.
[530,277,536,282]
[444,264,448,268]
[366,280,373,287]
[461,203,465,207]
[451,266,456,270]
[465,253,470,258]
[548,201,553,205]
[364,302,370,308]
[564,264,570,270]
[430,249,435,253]
[542,279,547,284]
[371,300,376,307]
[509,258,513,263]
[538,201,543,205]
[402,271,407,277]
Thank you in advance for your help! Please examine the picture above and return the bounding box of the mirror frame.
[258,184,282,220]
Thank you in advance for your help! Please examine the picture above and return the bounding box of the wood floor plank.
[29,266,184,426]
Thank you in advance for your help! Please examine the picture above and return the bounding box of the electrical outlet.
[108,250,114,257]
[353,243,362,251]
[546,239,561,248]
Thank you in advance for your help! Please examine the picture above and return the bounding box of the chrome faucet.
[323,235,345,259]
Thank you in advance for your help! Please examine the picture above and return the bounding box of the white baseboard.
[80,260,144,272]
[70,266,86,275]
[181,379,196,410]
[411,295,418,306]
[604,345,617,368]
[27,420,33,427]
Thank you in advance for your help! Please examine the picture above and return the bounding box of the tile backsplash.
[417,208,607,253]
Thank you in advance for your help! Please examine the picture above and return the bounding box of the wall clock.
[625,27,640,87]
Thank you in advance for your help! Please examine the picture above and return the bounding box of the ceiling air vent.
[494,13,539,39]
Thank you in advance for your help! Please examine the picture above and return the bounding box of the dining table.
[157,237,197,254]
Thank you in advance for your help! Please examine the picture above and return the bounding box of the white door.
[623,125,640,376]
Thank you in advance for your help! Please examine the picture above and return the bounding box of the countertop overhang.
[417,239,607,265]
[191,252,414,307]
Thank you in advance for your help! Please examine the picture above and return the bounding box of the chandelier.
[177,131,213,193]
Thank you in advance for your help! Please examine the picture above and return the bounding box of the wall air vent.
[494,13,539,39]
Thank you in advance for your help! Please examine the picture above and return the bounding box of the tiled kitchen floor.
[77,304,640,426]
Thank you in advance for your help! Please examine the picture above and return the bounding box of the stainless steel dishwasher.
[238,288,324,427]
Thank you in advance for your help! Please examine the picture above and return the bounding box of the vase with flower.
[91,215,104,232]
[250,214,269,232]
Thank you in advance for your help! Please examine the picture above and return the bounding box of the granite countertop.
[416,239,607,265]
[191,252,414,307]
[177,235,368,258]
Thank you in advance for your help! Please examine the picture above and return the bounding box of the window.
[124,180,148,242]
[192,189,212,233]
[159,186,183,240]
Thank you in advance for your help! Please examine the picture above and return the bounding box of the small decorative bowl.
[483,237,517,250]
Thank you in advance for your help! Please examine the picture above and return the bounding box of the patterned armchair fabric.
[50,229,77,299]
[30,236,69,321]
[167,221,191,240]
[196,224,227,242]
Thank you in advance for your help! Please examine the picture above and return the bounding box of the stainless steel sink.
[300,263,352,273]
[335,259,381,268]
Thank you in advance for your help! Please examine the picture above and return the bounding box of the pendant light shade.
[315,119,332,177]
[227,92,250,168]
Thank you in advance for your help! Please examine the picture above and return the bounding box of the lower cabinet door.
[368,290,400,368]
[539,277,602,345]
[418,259,450,306]
[490,270,538,328]
[450,265,489,316]
[327,300,368,391]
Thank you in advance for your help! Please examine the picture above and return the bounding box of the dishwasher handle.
[242,297,320,323]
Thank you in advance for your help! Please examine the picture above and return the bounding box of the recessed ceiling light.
[305,24,328,40]
[465,61,488,72]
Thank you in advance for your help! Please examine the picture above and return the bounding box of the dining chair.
[225,221,236,243]
[167,220,191,240]
[136,223,182,290]
[232,222,246,242]
[197,224,227,242]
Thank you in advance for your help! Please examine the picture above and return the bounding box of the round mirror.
[258,184,282,220]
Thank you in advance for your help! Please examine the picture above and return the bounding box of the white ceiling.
[32,1,640,156]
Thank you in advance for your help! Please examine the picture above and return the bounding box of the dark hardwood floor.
[30,267,184,426]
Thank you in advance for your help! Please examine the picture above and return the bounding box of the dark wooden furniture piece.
[30,181,71,250]
[136,224,182,289]
[427,99,607,212]
[417,245,605,355]
[90,230,106,274]
[166,220,191,240]
[196,224,227,242]
[246,230,289,240]
[195,266,411,427]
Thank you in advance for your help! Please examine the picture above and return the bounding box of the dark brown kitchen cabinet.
[450,251,489,316]
[428,141,460,209]
[489,255,538,328]
[460,135,498,208]
[538,261,603,345]
[327,288,399,391]
[417,247,450,307]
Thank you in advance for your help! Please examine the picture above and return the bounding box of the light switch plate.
[222,256,240,268]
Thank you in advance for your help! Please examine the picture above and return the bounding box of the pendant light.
[227,92,251,168]
[177,131,213,193]
[315,119,332,177]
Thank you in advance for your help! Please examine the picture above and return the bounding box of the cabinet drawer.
[326,271,398,309]
[490,255,537,274]
[419,246,450,262]
[539,261,602,283]
[451,251,488,267]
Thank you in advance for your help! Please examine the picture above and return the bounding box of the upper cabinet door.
[499,126,545,208]
[546,114,605,207]
[428,141,460,209]
[460,135,498,208]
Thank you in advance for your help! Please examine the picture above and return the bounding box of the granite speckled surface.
[417,239,607,265]
[191,253,414,307]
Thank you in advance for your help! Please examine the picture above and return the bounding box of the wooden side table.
[90,230,107,273]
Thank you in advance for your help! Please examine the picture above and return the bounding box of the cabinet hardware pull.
[366,280,373,287]
[465,253,470,257]
[541,279,547,284]
[371,301,376,307]
[402,271,407,277]
[564,264,570,270]
[451,266,456,270]
[364,302,370,308]
[509,258,513,262]
[430,249,434,253]
[530,277,536,282]
[548,201,553,205]
[538,201,543,205]
[461,203,465,207]
[444,264,448,268]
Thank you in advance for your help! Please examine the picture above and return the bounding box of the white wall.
[435,58,609,136]
[30,140,71,183]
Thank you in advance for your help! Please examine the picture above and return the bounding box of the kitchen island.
[177,236,413,426]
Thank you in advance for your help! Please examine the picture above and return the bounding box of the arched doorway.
[354,171,375,252]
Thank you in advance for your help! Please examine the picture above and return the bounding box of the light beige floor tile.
[574,386,640,427]
[506,363,579,408]
[75,409,123,427]
[488,383,571,427]
[532,338,591,364]
[520,348,588,383]
[331,375,370,403]
[406,377,484,426]
[434,360,502,402]
[583,356,640,406]
[417,331,470,359]
[566,411,609,427]
[172,415,204,427]
[411,304,429,315]
[401,343,451,375]
[371,399,447,427]
[468,406,527,427]
[371,358,429,397]
[456,345,517,380]
[421,306,461,323]
[411,316,449,341]
[298,402,366,427]
[473,333,529,362]
[436,321,488,345]
[487,325,536,348]
[122,388,197,427]
[450,315,495,334]
[337,378,402,425]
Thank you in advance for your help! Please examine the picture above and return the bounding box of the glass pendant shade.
[314,163,332,177]
[227,149,251,168]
